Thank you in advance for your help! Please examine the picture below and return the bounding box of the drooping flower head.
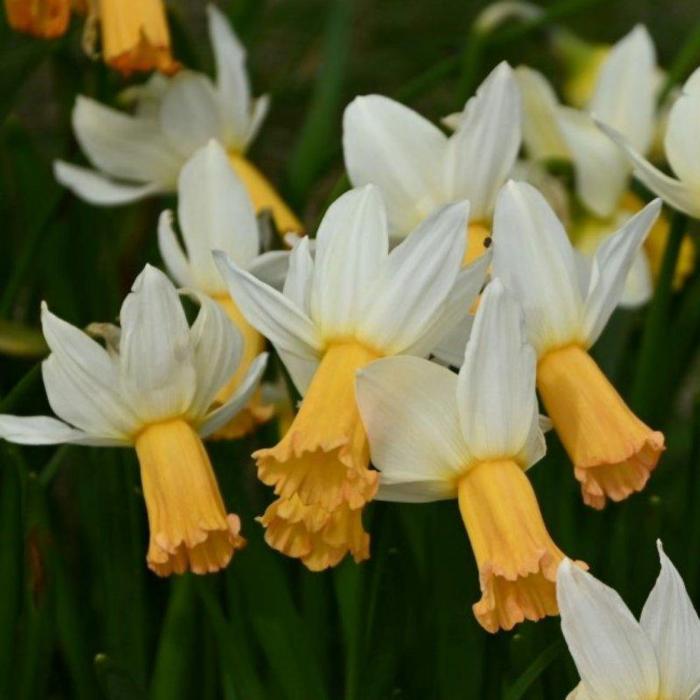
[356,278,583,632]
[215,185,489,570]
[558,542,700,700]
[5,0,178,74]
[54,4,301,234]
[343,62,521,263]
[492,180,663,508]
[158,139,288,438]
[0,265,267,576]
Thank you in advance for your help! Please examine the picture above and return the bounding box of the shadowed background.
[1,0,699,698]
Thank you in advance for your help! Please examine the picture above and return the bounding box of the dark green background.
[1,0,699,698]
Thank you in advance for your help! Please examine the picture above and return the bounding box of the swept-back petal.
[0,415,128,447]
[158,210,193,288]
[665,89,700,190]
[640,541,700,700]
[557,560,660,700]
[310,185,388,338]
[356,355,466,487]
[283,237,314,314]
[342,94,446,236]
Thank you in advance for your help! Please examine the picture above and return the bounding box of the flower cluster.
[2,0,699,688]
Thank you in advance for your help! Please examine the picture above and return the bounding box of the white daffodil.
[492,180,664,509]
[356,277,585,633]
[558,542,700,700]
[214,184,490,571]
[0,265,267,576]
[158,139,289,438]
[342,62,520,263]
[54,4,301,234]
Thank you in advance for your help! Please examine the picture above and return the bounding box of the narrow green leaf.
[504,641,563,700]
[95,654,149,700]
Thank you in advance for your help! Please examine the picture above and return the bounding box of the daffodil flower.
[342,62,521,264]
[493,180,663,508]
[54,4,301,235]
[355,278,582,632]
[517,28,694,305]
[558,542,700,700]
[158,139,288,439]
[0,265,267,576]
[5,0,178,74]
[214,185,490,570]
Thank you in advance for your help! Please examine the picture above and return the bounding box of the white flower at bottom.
[0,265,267,576]
[558,542,700,700]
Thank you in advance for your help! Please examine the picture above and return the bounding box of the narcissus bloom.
[343,62,520,264]
[356,278,582,632]
[54,4,301,234]
[599,66,700,222]
[0,266,267,576]
[158,140,287,439]
[215,185,489,570]
[558,542,700,700]
[5,0,178,74]
[492,181,663,508]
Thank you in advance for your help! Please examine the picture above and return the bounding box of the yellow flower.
[356,280,582,632]
[5,0,73,38]
[54,5,301,236]
[0,266,268,575]
[157,141,289,438]
[493,181,664,508]
[216,185,489,569]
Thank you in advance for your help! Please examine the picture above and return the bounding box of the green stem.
[631,212,687,421]
[659,18,700,104]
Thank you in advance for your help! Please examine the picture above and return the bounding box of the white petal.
[118,265,196,422]
[342,94,447,236]
[665,89,700,190]
[491,181,584,354]
[581,199,661,346]
[429,316,474,367]
[445,62,522,220]
[640,541,700,700]
[376,477,455,503]
[40,304,138,438]
[283,236,314,314]
[242,95,270,149]
[557,559,660,700]
[356,355,467,485]
[198,353,268,438]
[247,250,290,290]
[515,65,570,161]
[183,291,242,419]
[596,121,700,218]
[557,107,630,218]
[310,185,388,338]
[565,683,594,700]
[72,96,180,184]
[159,72,224,160]
[213,251,322,360]
[157,210,193,288]
[54,161,165,206]
[0,415,127,447]
[206,4,252,150]
[357,201,468,354]
[457,278,541,463]
[618,248,653,308]
[177,140,259,294]
[401,252,489,360]
[589,26,656,154]
[276,348,319,396]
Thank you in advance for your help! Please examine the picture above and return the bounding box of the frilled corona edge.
[537,345,665,509]
[136,419,246,576]
[254,342,380,569]
[457,459,584,633]
[210,296,274,440]
[228,152,303,236]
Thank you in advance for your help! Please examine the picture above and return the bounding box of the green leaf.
[504,641,563,700]
[94,654,149,700]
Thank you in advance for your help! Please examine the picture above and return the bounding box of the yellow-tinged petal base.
[537,344,665,509]
[99,0,179,75]
[5,0,71,37]
[228,152,303,236]
[457,459,577,633]
[463,221,492,267]
[254,342,380,569]
[209,295,273,440]
[135,418,245,576]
